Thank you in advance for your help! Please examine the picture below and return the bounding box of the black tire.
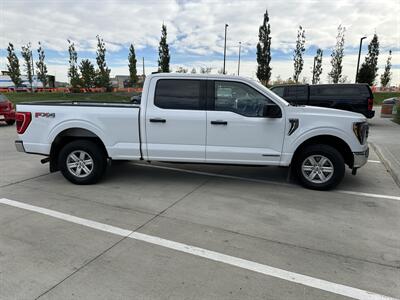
[295,144,345,190]
[6,119,15,125]
[58,140,107,185]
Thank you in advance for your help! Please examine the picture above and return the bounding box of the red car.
[0,94,15,125]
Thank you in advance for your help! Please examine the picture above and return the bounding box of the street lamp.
[31,49,35,92]
[223,24,228,74]
[237,42,241,76]
[355,36,367,83]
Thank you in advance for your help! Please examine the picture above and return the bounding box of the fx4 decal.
[35,112,55,118]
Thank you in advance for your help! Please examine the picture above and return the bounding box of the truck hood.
[288,105,366,121]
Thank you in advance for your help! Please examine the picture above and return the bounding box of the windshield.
[250,79,290,106]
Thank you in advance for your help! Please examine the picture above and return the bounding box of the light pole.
[237,42,241,76]
[223,24,228,74]
[355,36,367,83]
[31,49,35,92]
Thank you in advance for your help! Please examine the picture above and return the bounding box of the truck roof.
[148,72,257,82]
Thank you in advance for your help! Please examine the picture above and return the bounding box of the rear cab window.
[154,79,204,110]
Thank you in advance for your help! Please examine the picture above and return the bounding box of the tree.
[200,67,212,74]
[293,26,306,83]
[190,67,197,74]
[176,66,188,73]
[158,24,170,72]
[95,35,111,90]
[79,59,96,88]
[328,25,346,83]
[380,50,392,88]
[256,9,272,86]
[36,42,48,87]
[312,49,323,84]
[6,43,22,87]
[357,34,380,86]
[128,44,138,86]
[21,42,33,90]
[67,40,80,89]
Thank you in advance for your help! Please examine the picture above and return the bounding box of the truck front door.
[206,80,286,165]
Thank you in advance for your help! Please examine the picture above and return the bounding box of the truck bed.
[16,101,142,160]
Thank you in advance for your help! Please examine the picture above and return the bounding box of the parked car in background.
[130,94,141,104]
[0,94,15,125]
[15,74,369,190]
[381,97,399,117]
[270,84,375,119]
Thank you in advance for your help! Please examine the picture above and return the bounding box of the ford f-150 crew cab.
[14,73,369,190]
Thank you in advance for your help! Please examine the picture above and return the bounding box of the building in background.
[110,75,146,88]
[0,71,55,89]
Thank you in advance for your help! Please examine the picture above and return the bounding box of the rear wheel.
[295,144,345,190]
[6,119,15,125]
[59,140,107,184]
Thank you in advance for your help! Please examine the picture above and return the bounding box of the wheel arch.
[292,135,354,168]
[49,127,108,172]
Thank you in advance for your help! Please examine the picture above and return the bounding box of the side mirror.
[263,103,282,118]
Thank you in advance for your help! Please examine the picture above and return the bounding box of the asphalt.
[0,120,399,300]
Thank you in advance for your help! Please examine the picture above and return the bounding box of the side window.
[285,85,307,101]
[214,81,272,117]
[154,79,202,110]
[271,87,284,97]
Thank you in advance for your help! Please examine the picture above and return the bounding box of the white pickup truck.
[15,73,369,190]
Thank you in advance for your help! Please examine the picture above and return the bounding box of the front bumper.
[353,147,369,168]
[15,140,25,153]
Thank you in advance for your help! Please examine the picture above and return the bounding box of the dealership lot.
[0,122,399,299]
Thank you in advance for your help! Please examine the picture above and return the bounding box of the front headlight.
[353,122,368,144]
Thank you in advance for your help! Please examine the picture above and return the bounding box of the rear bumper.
[15,140,25,153]
[366,110,375,119]
[353,147,369,168]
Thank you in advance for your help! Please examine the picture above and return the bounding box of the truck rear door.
[144,78,207,162]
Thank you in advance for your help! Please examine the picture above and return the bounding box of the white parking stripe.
[337,190,400,201]
[368,160,381,163]
[0,198,397,300]
[134,163,400,201]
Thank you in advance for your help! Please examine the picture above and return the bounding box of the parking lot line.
[368,160,381,163]
[134,163,400,202]
[0,197,397,300]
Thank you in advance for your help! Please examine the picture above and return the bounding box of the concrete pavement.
[369,111,400,187]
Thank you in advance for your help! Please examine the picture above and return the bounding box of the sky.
[0,0,399,86]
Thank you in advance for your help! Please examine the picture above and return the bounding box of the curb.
[370,142,400,188]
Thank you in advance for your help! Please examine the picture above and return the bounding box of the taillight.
[15,112,31,134]
[368,98,373,111]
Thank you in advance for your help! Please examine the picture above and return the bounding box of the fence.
[0,87,143,93]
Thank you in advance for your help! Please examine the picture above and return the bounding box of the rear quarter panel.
[16,104,141,159]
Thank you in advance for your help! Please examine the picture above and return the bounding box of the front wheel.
[58,140,107,185]
[295,144,345,190]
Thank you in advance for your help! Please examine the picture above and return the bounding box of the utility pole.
[223,23,228,74]
[31,49,35,92]
[237,42,241,76]
[355,36,367,83]
[142,57,145,77]
[312,56,316,84]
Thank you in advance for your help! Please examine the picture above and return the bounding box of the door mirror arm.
[262,104,282,118]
